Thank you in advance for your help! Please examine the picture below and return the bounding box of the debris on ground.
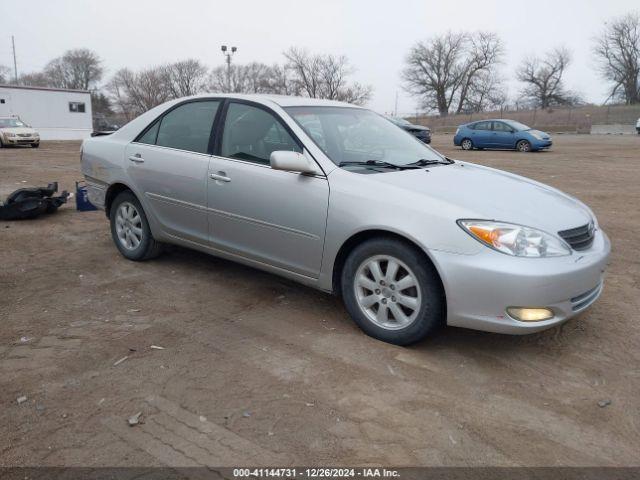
[305,402,315,407]
[113,356,129,367]
[150,345,165,350]
[127,308,141,313]
[16,396,27,405]
[598,399,612,408]
[128,411,144,426]
[19,336,32,343]
[0,182,69,220]
[242,411,252,418]
[199,415,207,422]
[98,398,105,406]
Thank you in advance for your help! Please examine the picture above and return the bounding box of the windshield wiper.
[408,158,454,166]
[338,160,420,170]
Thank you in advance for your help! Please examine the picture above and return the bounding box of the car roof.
[187,93,361,109]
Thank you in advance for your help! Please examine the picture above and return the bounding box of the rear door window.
[473,121,491,130]
[136,100,220,154]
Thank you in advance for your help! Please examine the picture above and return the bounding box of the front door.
[125,100,221,245]
[207,101,329,278]
[491,121,516,148]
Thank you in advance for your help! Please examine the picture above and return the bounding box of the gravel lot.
[1,134,639,467]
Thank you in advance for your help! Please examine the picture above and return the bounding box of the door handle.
[209,173,231,182]
[128,154,144,163]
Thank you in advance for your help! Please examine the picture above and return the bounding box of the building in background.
[0,85,92,140]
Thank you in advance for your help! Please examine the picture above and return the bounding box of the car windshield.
[503,120,531,131]
[286,107,444,167]
[0,118,26,128]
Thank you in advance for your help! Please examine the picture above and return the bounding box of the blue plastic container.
[75,181,98,211]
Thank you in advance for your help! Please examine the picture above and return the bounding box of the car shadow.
[151,244,582,356]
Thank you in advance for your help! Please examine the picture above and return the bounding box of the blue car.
[453,119,552,152]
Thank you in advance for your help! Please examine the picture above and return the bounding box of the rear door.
[206,101,329,278]
[470,121,492,147]
[125,100,221,245]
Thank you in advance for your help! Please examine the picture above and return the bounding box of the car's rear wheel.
[461,138,473,150]
[341,237,445,345]
[110,191,162,261]
[516,140,532,152]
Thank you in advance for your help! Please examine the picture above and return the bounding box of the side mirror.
[270,150,318,174]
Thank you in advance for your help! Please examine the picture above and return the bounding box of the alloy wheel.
[115,201,143,250]
[461,139,473,150]
[354,255,422,330]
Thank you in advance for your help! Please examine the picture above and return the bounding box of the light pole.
[221,45,237,93]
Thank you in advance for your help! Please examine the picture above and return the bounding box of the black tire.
[340,237,445,346]
[516,140,532,152]
[460,138,473,150]
[109,190,162,261]
[31,143,39,148]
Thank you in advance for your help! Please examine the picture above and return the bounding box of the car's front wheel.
[341,237,445,345]
[109,191,162,261]
[516,140,532,152]
[461,138,473,150]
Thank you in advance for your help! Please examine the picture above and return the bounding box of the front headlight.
[530,132,543,140]
[458,220,571,257]
[5,132,16,137]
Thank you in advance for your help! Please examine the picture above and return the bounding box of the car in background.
[385,116,431,143]
[636,117,640,134]
[0,116,40,148]
[454,119,551,152]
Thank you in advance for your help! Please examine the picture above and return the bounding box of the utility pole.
[394,91,398,117]
[220,45,237,93]
[11,36,18,84]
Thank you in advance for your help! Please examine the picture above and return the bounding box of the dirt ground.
[1,134,639,468]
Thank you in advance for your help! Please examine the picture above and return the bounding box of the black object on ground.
[0,182,69,220]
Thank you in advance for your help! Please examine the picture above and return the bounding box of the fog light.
[507,307,554,322]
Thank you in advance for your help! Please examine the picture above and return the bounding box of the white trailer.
[0,85,93,140]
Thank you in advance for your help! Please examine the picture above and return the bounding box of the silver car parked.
[81,94,610,345]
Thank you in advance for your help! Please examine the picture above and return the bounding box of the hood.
[364,161,592,233]
[0,127,38,135]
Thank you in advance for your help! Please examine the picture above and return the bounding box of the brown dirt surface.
[1,134,639,467]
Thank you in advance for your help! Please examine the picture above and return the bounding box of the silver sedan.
[81,94,610,345]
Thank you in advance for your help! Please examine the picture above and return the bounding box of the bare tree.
[464,71,508,112]
[17,71,52,87]
[402,32,503,115]
[209,62,272,93]
[0,65,12,84]
[163,59,208,98]
[284,48,372,105]
[44,49,104,90]
[107,67,170,119]
[516,48,575,108]
[593,12,640,104]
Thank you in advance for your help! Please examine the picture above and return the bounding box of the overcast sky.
[1,0,637,114]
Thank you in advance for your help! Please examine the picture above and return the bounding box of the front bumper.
[431,229,611,334]
[3,136,39,145]
[532,139,552,149]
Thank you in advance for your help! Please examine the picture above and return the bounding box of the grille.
[558,222,595,251]
[17,133,32,138]
[571,282,603,312]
